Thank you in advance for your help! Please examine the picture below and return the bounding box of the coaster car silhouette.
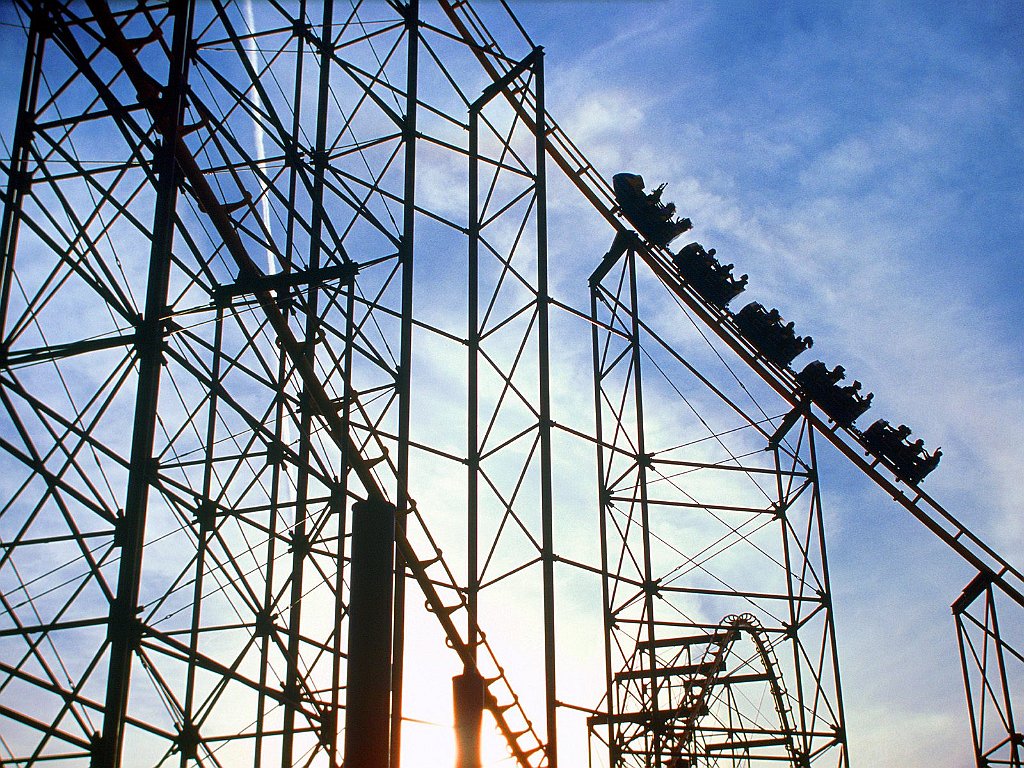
[796,360,873,427]
[734,302,813,367]
[862,419,942,484]
[613,172,693,247]
[672,242,748,309]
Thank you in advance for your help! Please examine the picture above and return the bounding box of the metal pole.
[96,3,195,764]
[462,89,482,768]
[0,1,46,345]
[392,2,420,764]
[987,584,1021,767]
[954,596,985,767]
[626,246,660,764]
[344,497,397,768]
[281,0,336,760]
[774,442,808,760]
[179,306,225,767]
[533,49,558,768]
[807,427,851,767]
[590,279,617,768]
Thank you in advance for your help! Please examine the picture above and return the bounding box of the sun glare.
[399,711,522,768]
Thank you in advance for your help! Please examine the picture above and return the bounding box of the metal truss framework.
[0,1,1021,767]
[955,574,1023,768]
[435,13,1024,766]
[0,1,554,766]
[587,236,846,768]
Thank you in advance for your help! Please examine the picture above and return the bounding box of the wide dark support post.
[344,497,397,768]
[453,670,485,768]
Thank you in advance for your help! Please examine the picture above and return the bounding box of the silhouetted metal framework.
[0,1,553,766]
[1,1,1021,767]
[441,2,1024,756]
[586,234,846,767]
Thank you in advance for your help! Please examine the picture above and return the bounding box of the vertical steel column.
[533,49,558,768]
[280,0,336,762]
[96,3,195,765]
[590,276,618,768]
[255,346,293,768]
[625,247,661,764]
[332,285,360,762]
[466,46,553,766]
[179,306,225,767]
[955,580,988,768]
[955,575,1021,768]
[774,442,808,763]
[463,82,482,768]
[956,602,986,767]
[0,2,46,344]
[392,2,420,764]
[344,497,397,768]
[807,428,850,767]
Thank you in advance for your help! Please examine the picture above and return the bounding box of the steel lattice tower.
[0,2,553,765]
[586,234,846,767]
[0,2,1021,768]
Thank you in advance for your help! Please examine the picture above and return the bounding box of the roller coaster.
[591,613,806,768]
[0,1,1019,767]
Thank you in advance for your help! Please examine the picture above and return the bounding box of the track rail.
[666,614,805,768]
[437,0,1024,611]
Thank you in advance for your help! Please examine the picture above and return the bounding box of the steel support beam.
[392,2,420,764]
[467,45,555,767]
[95,4,195,764]
[0,2,47,344]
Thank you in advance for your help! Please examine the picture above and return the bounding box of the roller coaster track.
[54,2,548,765]
[438,0,1024,612]
[663,614,805,768]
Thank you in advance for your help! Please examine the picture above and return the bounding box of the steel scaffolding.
[0,2,551,765]
[586,235,846,767]
[0,2,1020,768]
